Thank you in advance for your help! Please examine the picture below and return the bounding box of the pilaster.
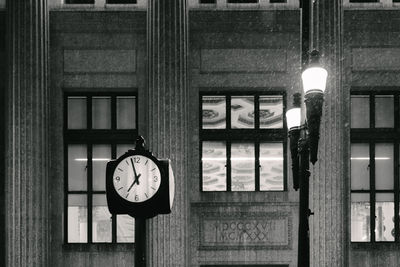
[5,0,50,266]
[147,0,189,266]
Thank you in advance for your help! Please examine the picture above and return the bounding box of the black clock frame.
[106,147,171,219]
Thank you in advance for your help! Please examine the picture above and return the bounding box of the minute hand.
[130,158,140,185]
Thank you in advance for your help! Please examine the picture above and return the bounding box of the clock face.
[112,155,161,203]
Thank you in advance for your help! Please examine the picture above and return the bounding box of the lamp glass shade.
[301,66,328,95]
[286,108,301,130]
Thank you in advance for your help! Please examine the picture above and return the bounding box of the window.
[349,0,379,2]
[65,93,137,243]
[227,0,258,3]
[200,92,286,192]
[350,91,400,242]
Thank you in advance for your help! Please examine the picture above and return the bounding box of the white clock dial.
[112,155,161,203]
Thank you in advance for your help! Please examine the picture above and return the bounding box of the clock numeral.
[153,176,158,182]
[135,195,139,201]
[115,176,120,182]
[133,157,140,163]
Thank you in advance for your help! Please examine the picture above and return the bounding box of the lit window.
[65,93,137,243]
[350,92,398,243]
[200,93,286,192]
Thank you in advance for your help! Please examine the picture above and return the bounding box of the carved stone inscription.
[200,214,290,249]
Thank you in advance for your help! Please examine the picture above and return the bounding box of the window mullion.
[88,144,93,243]
[395,142,399,242]
[227,141,231,192]
[255,141,260,191]
[370,142,376,242]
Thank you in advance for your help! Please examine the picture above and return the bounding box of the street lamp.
[286,49,327,267]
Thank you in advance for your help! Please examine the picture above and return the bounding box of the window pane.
[231,96,254,128]
[351,144,370,190]
[375,95,394,128]
[231,143,255,191]
[93,145,111,191]
[202,96,226,129]
[375,193,395,242]
[260,143,284,191]
[117,96,136,129]
[259,96,283,129]
[351,193,370,242]
[117,215,135,243]
[68,97,86,129]
[351,95,369,128]
[92,194,112,243]
[68,195,87,243]
[68,145,87,191]
[375,143,393,190]
[117,144,134,158]
[202,141,226,191]
[92,97,111,129]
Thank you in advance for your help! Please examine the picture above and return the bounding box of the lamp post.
[286,1,328,266]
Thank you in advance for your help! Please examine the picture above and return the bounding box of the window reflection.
[375,144,393,190]
[92,194,112,243]
[231,143,255,191]
[260,143,283,191]
[202,141,226,191]
[202,96,226,129]
[259,96,283,129]
[375,194,395,242]
[117,215,135,243]
[68,195,87,243]
[351,193,370,242]
[231,96,254,129]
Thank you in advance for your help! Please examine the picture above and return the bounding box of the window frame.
[199,90,287,192]
[64,92,138,245]
[351,89,400,243]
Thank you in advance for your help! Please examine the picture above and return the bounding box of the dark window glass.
[66,0,94,4]
[200,93,286,192]
[107,0,137,3]
[228,0,258,3]
[65,93,137,244]
[200,0,216,3]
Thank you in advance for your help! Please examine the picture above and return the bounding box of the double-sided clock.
[106,136,174,218]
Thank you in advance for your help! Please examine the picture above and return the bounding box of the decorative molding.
[352,48,400,72]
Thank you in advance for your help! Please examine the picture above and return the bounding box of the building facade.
[2,0,400,266]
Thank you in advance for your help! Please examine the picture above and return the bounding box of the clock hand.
[130,158,139,180]
[127,174,141,192]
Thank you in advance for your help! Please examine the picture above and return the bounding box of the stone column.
[309,0,348,266]
[147,0,189,266]
[6,1,50,266]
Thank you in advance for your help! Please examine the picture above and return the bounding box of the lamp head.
[302,50,328,97]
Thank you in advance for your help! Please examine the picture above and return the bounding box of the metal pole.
[298,132,311,267]
[135,217,146,267]
[298,0,311,266]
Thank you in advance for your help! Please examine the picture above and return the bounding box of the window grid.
[200,91,287,192]
[64,92,137,244]
[351,91,400,243]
